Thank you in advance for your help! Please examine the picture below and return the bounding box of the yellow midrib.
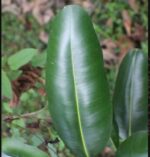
[71,57,89,157]
[70,8,89,157]
[128,53,136,137]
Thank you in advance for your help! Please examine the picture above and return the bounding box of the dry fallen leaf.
[117,35,135,63]
[33,8,54,25]
[101,39,118,68]
[2,0,11,6]
[38,88,46,96]
[21,1,34,14]
[130,23,145,42]
[122,10,132,36]
[71,0,95,13]
[39,31,49,44]
[2,4,21,15]
[32,0,54,25]
[106,18,113,27]
[82,0,95,13]
[3,0,55,24]
[128,0,139,12]
[9,64,42,107]
[9,92,19,108]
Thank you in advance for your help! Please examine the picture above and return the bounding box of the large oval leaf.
[2,138,49,157]
[46,5,112,157]
[113,49,147,142]
[116,131,148,157]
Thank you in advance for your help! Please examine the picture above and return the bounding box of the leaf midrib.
[69,8,89,157]
[128,53,137,136]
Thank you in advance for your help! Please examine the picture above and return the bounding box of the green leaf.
[3,102,13,113]
[12,119,25,128]
[2,70,12,99]
[31,51,47,68]
[113,49,147,142]
[2,56,8,67]
[46,5,112,157]
[31,134,44,146]
[2,138,49,157]
[7,70,22,80]
[8,48,37,70]
[116,131,148,157]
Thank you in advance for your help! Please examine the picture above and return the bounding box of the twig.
[3,105,50,122]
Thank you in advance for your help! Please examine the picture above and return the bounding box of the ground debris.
[9,64,43,107]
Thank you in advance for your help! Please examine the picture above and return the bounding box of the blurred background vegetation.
[2,0,148,157]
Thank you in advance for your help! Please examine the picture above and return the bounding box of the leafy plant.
[46,5,112,157]
[45,5,147,157]
[2,5,147,157]
[2,48,46,99]
[113,49,147,143]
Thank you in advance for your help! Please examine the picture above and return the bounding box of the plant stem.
[3,104,50,122]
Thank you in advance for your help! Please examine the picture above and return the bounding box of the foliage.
[116,131,148,157]
[2,138,49,157]
[2,1,147,157]
[2,70,12,99]
[113,49,147,143]
[2,13,44,55]
[8,48,37,70]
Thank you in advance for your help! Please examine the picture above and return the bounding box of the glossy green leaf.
[2,70,12,99]
[116,131,148,157]
[46,5,112,157]
[8,48,37,70]
[2,138,49,157]
[113,49,147,142]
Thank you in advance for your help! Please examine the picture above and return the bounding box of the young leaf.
[31,51,47,68]
[2,138,49,157]
[113,49,147,142]
[116,131,148,157]
[2,70,12,99]
[8,48,37,70]
[46,5,112,157]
